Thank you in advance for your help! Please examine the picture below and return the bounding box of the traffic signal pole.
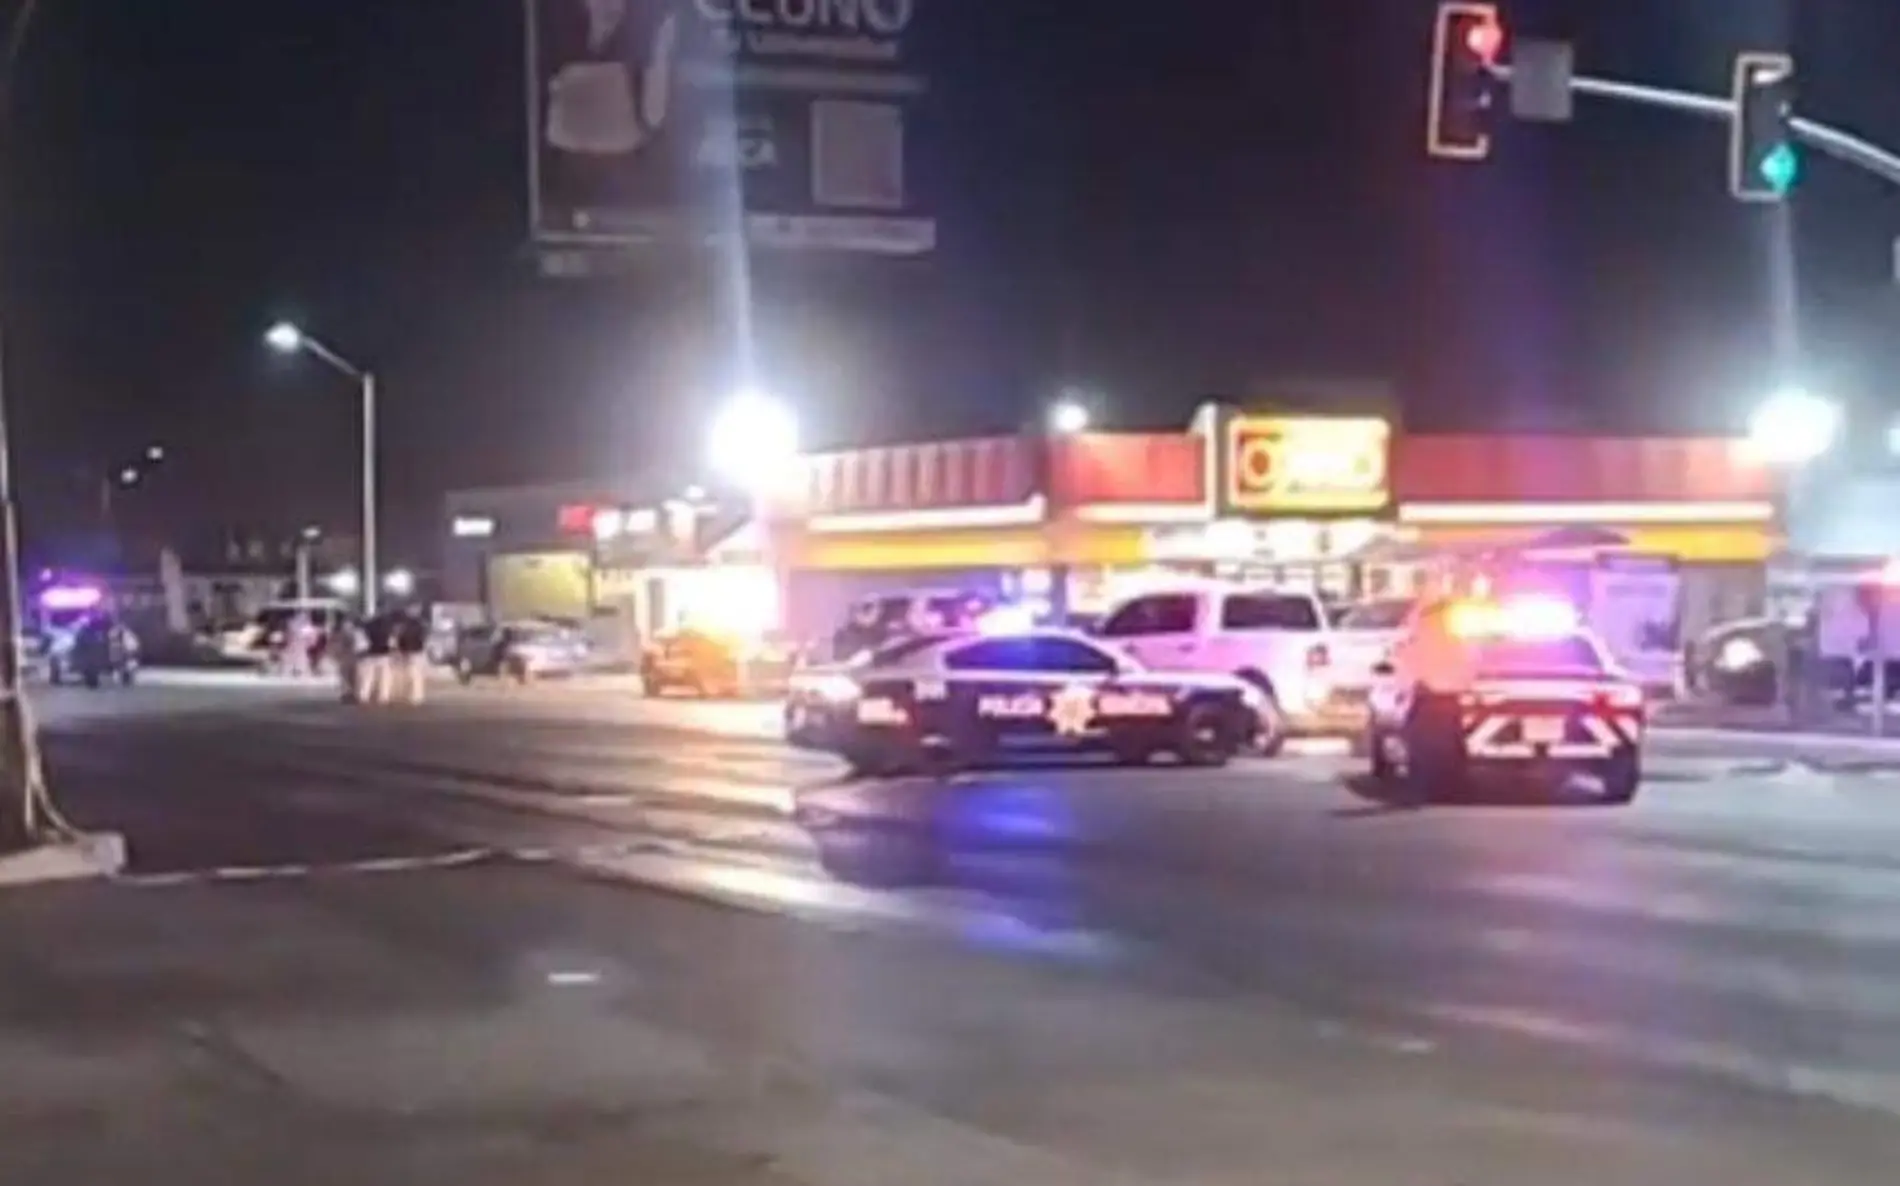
[1489,64,1900,191]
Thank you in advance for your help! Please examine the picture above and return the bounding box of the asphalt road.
[7,676,1900,1182]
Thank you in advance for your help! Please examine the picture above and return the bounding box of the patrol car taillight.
[1593,685,1643,712]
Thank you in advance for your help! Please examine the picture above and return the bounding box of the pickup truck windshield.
[1221,594,1322,631]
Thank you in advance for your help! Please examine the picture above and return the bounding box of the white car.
[1094,584,1352,753]
[218,598,349,663]
[1364,597,1645,804]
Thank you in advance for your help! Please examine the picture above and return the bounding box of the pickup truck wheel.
[1236,672,1287,757]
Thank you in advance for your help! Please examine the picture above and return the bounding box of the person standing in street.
[334,614,363,704]
[393,608,429,705]
[286,611,316,679]
[359,611,394,705]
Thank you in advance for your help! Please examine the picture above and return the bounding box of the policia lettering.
[977,686,1173,737]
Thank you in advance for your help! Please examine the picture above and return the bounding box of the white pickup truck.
[1094,584,1356,754]
[1328,597,1418,688]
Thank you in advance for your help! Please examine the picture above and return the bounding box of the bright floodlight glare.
[1747,390,1840,464]
[708,390,799,488]
[326,567,361,597]
[383,568,415,597]
[145,444,164,462]
[265,322,304,353]
[1049,400,1090,435]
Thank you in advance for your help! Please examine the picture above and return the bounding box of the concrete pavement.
[2,866,1898,1184]
[10,683,1900,1178]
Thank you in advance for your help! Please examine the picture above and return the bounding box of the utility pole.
[0,0,50,850]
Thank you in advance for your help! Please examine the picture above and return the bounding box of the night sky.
[5,0,1900,562]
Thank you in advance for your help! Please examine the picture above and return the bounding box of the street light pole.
[360,372,377,617]
[266,323,378,617]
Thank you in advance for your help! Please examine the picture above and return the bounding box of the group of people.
[325,608,432,705]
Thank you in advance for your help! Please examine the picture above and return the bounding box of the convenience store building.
[755,404,1779,645]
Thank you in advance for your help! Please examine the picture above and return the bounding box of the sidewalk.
[1651,699,1900,764]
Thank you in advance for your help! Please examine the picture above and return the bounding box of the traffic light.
[1731,51,1798,201]
[1427,2,1505,160]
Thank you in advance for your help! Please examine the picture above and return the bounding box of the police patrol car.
[1363,596,1645,804]
[785,629,1264,777]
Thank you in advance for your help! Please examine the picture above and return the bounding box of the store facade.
[758,403,1779,643]
[441,481,757,640]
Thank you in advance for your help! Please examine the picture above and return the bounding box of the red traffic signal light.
[1427,2,1506,161]
[1464,18,1504,63]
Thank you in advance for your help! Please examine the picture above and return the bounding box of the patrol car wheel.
[917,741,964,780]
[1177,702,1236,767]
[1598,750,1641,805]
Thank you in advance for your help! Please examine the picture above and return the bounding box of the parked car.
[47,614,140,687]
[451,620,591,684]
[641,628,798,698]
[786,628,1262,777]
[217,598,349,664]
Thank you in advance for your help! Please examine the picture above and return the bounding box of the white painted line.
[115,847,495,889]
[1423,1001,1900,1116]
[1285,736,1352,757]
[570,847,1123,961]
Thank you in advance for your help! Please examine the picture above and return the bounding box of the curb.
[1653,726,1900,756]
[0,832,127,887]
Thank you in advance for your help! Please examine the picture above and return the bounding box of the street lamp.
[1747,389,1840,465]
[383,568,415,598]
[1048,398,1091,435]
[266,321,380,614]
[326,567,361,598]
[708,388,800,493]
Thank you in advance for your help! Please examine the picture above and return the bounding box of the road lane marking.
[567,845,1126,962]
[1422,1001,1900,1116]
[114,847,496,888]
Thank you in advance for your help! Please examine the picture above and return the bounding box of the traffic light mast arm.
[1489,63,1900,189]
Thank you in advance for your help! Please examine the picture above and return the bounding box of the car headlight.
[813,675,861,703]
[1716,637,1765,672]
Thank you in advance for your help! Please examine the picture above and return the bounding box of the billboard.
[526,0,935,256]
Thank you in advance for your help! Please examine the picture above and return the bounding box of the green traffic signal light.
[1759,141,1799,194]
